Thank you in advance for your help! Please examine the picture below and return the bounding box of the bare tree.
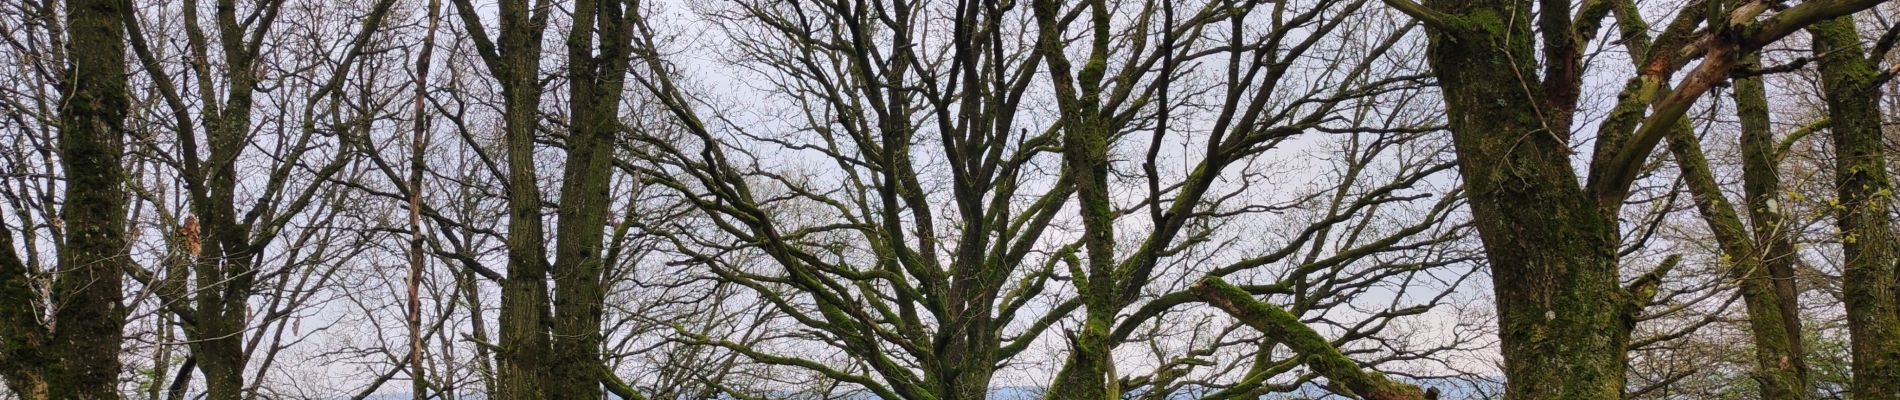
[1380,0,1889,397]
[626,1,1476,399]
[110,0,400,398]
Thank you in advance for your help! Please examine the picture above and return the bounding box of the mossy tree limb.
[1605,6,1809,395]
[1662,120,1808,399]
[1733,51,1813,399]
[1192,277,1433,400]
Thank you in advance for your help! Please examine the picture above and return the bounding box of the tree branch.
[1192,277,1434,400]
[1378,0,1458,32]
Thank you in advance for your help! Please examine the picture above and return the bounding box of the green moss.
[1809,14,1900,397]
[1193,277,1429,400]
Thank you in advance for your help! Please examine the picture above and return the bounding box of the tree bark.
[1662,119,1807,399]
[445,0,558,397]
[549,0,634,397]
[48,0,131,397]
[1808,15,1900,398]
[1419,1,1630,398]
[1733,53,1811,398]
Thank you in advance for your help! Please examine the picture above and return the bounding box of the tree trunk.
[194,344,245,400]
[1809,15,1900,398]
[549,0,633,397]
[494,0,554,394]
[934,316,1000,400]
[49,0,131,397]
[1421,1,1630,397]
[0,227,50,400]
[1662,118,1806,399]
[1734,54,1811,398]
[497,77,553,400]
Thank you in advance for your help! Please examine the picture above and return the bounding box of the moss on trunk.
[1420,1,1630,397]
[1809,15,1900,398]
[49,0,132,397]
[1662,118,1807,399]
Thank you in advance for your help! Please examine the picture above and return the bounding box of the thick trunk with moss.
[1046,306,1117,400]
[933,314,1000,400]
[49,0,131,397]
[1809,15,1900,398]
[1420,1,1629,397]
